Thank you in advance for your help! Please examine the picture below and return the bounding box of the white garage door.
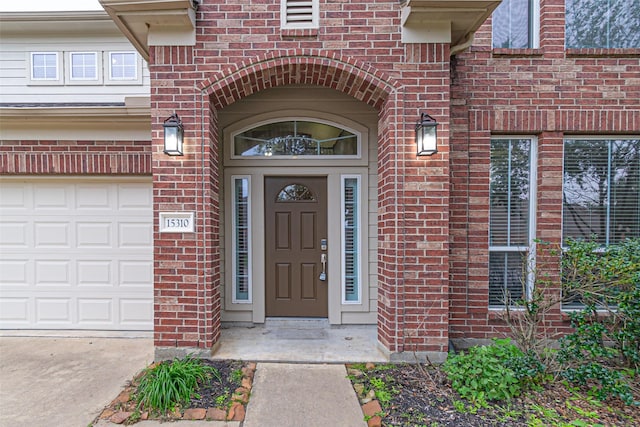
[0,179,153,330]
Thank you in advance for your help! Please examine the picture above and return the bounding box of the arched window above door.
[233,119,359,158]
[276,184,316,202]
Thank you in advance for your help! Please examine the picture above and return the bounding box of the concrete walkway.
[0,336,368,427]
[243,363,367,427]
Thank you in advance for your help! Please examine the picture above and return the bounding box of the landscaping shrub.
[558,238,640,405]
[136,355,221,414]
[443,338,526,406]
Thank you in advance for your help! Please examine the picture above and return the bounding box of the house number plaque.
[159,212,195,233]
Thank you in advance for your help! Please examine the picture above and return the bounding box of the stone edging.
[97,362,257,424]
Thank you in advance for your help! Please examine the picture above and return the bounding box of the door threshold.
[265,317,329,329]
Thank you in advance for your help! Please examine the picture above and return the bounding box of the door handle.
[319,253,327,281]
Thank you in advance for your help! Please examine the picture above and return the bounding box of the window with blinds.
[342,176,360,303]
[281,0,319,29]
[232,176,251,302]
[489,138,536,307]
[492,0,539,49]
[562,138,639,308]
[563,139,640,245]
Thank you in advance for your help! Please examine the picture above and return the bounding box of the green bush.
[558,238,640,405]
[136,355,220,414]
[443,338,524,406]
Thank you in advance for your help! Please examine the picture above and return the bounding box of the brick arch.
[198,49,399,111]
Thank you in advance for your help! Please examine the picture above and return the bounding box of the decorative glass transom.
[276,184,316,202]
[234,120,358,157]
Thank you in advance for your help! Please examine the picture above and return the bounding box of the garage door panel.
[34,185,70,209]
[77,260,112,286]
[35,260,71,286]
[77,222,112,247]
[119,261,153,287]
[0,179,153,331]
[78,298,113,324]
[118,184,152,210]
[76,185,112,210]
[0,182,28,209]
[0,260,29,286]
[0,298,29,323]
[0,222,28,247]
[120,298,153,325]
[34,222,70,247]
[119,222,152,248]
[36,298,72,323]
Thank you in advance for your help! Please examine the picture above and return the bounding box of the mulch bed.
[97,359,638,426]
[347,363,640,427]
[96,360,254,425]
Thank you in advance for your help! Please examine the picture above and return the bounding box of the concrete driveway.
[0,335,153,427]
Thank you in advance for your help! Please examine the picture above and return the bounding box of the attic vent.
[281,0,319,29]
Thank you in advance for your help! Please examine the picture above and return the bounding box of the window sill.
[566,48,640,57]
[280,28,319,38]
[492,48,543,57]
[560,309,615,323]
[487,307,525,320]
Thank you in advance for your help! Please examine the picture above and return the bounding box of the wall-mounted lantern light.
[415,113,438,156]
[163,113,184,156]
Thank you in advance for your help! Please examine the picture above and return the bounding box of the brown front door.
[265,176,328,317]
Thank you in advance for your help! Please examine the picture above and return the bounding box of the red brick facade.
[3,0,638,359]
[0,141,151,175]
[148,1,452,356]
[449,0,640,342]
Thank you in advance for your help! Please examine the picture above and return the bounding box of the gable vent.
[281,0,318,29]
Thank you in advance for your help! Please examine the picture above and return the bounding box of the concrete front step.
[264,317,330,329]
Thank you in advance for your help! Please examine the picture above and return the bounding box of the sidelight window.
[342,176,361,303]
[232,176,251,302]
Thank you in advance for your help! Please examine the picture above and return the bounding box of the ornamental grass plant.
[135,355,220,414]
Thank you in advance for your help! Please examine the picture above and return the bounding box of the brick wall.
[449,0,640,341]
[150,0,452,355]
[0,140,151,174]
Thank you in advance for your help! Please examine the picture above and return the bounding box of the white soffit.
[99,0,197,61]
[400,0,502,45]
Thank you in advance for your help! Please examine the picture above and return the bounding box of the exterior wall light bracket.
[416,113,438,156]
[163,113,184,156]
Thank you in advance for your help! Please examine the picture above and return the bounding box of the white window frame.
[106,51,142,85]
[489,136,538,308]
[28,52,62,85]
[66,52,102,84]
[492,0,540,49]
[341,174,362,304]
[231,175,252,303]
[280,0,319,30]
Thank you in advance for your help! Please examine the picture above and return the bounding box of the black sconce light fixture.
[415,113,438,156]
[163,113,184,156]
